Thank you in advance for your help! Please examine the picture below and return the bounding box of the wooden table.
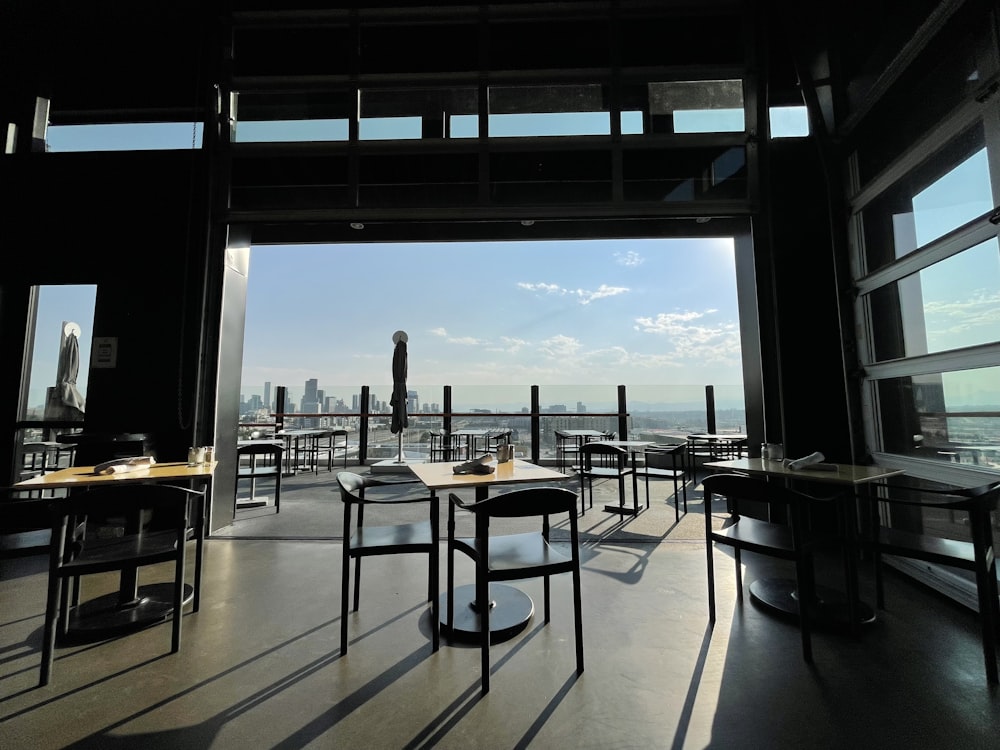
[703,457,904,631]
[409,459,571,641]
[15,461,216,639]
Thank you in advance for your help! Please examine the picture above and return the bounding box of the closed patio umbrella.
[44,321,85,420]
[58,323,86,414]
[389,330,408,462]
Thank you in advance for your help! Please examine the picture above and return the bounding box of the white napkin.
[93,456,156,475]
[785,451,827,471]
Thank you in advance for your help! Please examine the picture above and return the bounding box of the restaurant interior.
[2,1,1000,747]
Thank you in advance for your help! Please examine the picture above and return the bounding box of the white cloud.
[429,327,448,337]
[576,285,629,304]
[517,282,564,295]
[633,309,742,366]
[537,334,583,358]
[615,250,644,267]
[518,281,630,305]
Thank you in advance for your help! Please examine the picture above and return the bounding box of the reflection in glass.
[869,239,1000,360]
[861,123,990,271]
[648,80,744,134]
[877,368,1000,467]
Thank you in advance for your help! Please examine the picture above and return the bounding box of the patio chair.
[336,472,439,656]
[446,485,583,694]
[40,483,206,686]
[864,479,1000,683]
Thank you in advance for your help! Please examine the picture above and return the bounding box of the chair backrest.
[580,442,627,470]
[238,441,283,464]
[454,486,578,520]
[336,471,424,505]
[703,472,829,514]
[875,479,1000,512]
[53,483,203,529]
[644,443,685,470]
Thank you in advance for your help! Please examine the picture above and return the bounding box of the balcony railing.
[238,384,745,467]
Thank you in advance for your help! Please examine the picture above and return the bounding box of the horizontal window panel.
[875,367,1000,469]
[861,122,990,273]
[489,112,610,138]
[47,123,203,151]
[235,120,349,143]
[868,239,1000,361]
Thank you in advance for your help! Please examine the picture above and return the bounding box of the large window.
[849,11,1000,607]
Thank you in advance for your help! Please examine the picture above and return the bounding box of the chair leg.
[734,548,743,600]
[171,525,185,653]
[572,559,585,675]
[794,555,815,663]
[340,551,351,656]
[970,510,999,683]
[479,565,490,694]
[40,525,66,686]
[543,573,551,623]
[704,496,717,625]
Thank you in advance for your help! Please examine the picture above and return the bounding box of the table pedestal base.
[61,582,193,643]
[439,583,533,643]
[749,577,875,630]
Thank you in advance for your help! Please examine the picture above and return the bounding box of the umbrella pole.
[396,431,403,463]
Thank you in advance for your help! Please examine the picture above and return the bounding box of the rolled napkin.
[784,451,837,471]
[93,456,157,475]
[453,454,496,475]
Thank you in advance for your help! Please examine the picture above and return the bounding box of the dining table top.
[703,457,904,486]
[14,461,218,490]
[408,458,569,494]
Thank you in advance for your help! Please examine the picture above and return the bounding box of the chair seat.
[452,531,574,575]
[634,467,684,479]
[876,526,977,567]
[61,530,182,573]
[572,465,633,479]
[351,519,434,552]
[713,517,795,556]
[238,465,279,478]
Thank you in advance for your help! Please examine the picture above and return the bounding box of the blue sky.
[240,238,742,397]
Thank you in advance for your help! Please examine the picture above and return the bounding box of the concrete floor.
[2,473,999,748]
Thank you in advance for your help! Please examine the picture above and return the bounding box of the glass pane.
[868,239,1000,360]
[234,90,353,144]
[47,123,203,151]
[861,123,991,272]
[360,87,478,140]
[647,80,744,134]
[769,106,809,138]
[488,84,612,138]
[877,368,1000,467]
[235,120,348,143]
[26,285,97,422]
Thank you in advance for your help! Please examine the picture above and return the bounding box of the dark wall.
[0,150,211,473]
[766,140,854,462]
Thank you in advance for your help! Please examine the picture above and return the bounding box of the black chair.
[634,443,689,521]
[575,442,634,515]
[40,483,205,686]
[702,472,839,662]
[336,472,440,656]
[323,429,350,471]
[865,479,1000,683]
[236,441,283,514]
[0,490,51,558]
[429,429,463,462]
[446,486,583,694]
